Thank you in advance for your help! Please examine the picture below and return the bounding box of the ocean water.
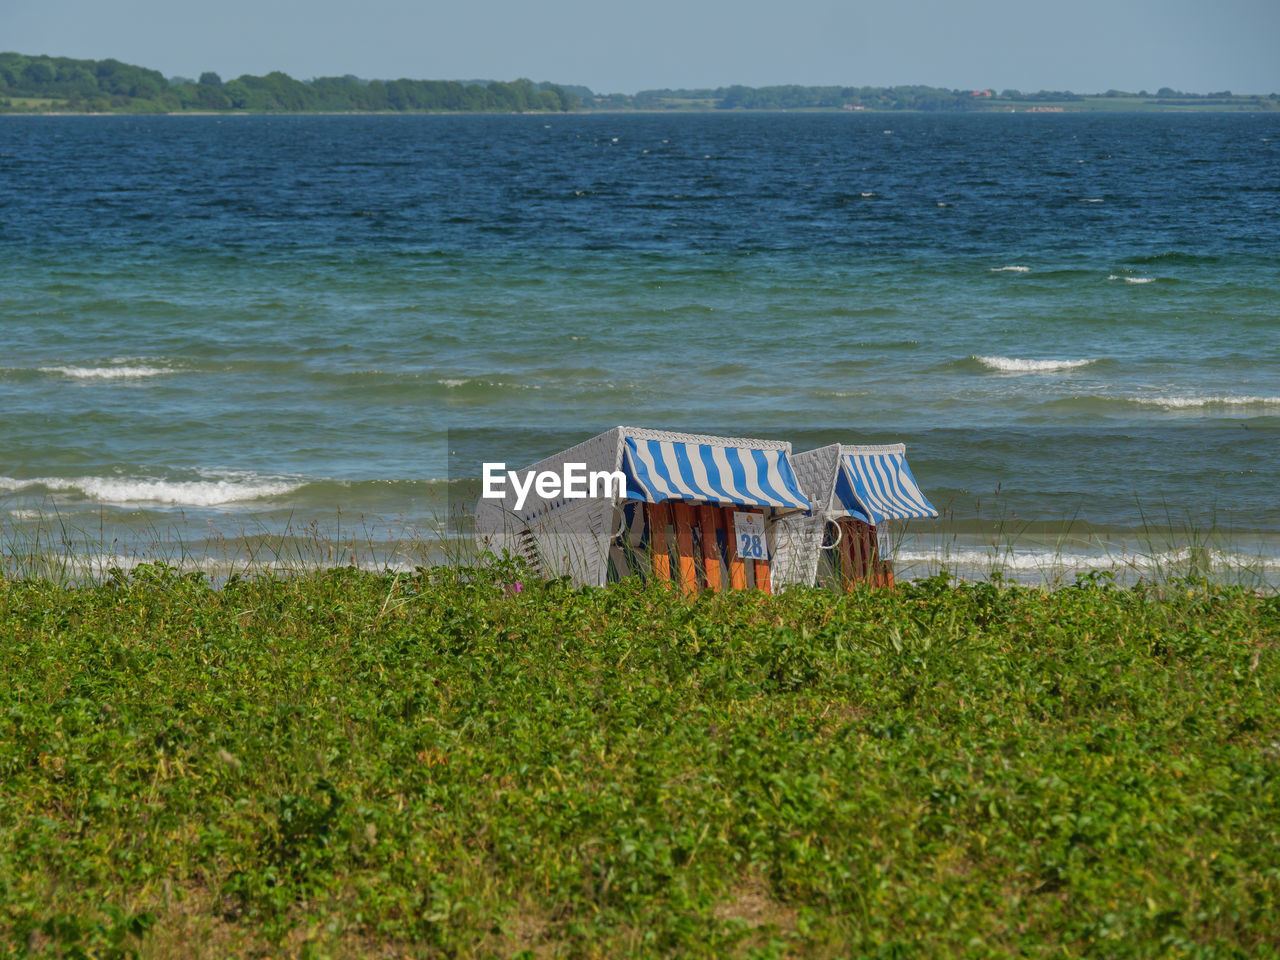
[2,112,1278,581]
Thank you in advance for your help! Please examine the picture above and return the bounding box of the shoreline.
[4,104,1278,118]
[6,515,1278,591]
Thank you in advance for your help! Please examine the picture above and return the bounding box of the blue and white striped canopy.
[834,451,938,524]
[623,437,810,510]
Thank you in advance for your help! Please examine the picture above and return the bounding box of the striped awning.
[834,450,938,523]
[623,437,810,510]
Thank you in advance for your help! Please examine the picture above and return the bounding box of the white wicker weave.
[769,512,827,587]
[784,442,915,587]
[617,425,792,451]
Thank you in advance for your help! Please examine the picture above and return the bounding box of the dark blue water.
[7,113,1277,256]
[2,113,1278,578]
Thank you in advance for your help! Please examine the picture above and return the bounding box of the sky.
[6,0,1279,95]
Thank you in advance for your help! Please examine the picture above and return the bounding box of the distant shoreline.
[4,52,1276,118]
[5,103,1278,119]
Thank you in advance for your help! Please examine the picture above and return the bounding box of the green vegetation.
[629,85,994,111]
[0,53,579,114]
[618,84,1279,112]
[2,52,1277,115]
[2,560,1278,957]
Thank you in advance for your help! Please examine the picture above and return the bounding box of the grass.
[1,558,1278,958]
[0,506,457,586]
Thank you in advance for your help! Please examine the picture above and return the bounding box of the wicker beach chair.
[785,443,938,590]
[474,426,812,593]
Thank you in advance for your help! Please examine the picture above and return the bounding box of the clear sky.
[6,0,1279,95]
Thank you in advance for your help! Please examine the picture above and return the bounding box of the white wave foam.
[1108,274,1155,284]
[436,378,540,390]
[1138,395,1280,410]
[0,475,302,506]
[895,546,1280,574]
[896,547,1114,572]
[1080,197,1104,203]
[40,364,175,380]
[974,355,1097,373]
[1147,547,1280,571]
[989,265,1031,273]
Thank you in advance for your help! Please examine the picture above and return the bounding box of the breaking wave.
[0,475,303,507]
[894,546,1280,575]
[39,363,176,380]
[1136,395,1280,409]
[973,355,1098,373]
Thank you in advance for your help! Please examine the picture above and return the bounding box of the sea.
[2,112,1278,584]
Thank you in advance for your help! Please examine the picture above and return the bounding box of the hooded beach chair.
[785,443,938,589]
[474,426,812,593]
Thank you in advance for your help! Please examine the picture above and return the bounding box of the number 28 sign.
[731,512,768,561]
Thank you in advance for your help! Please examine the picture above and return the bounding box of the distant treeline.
[0,53,580,113]
[2,52,1276,115]
[623,85,1278,111]
[629,85,999,111]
